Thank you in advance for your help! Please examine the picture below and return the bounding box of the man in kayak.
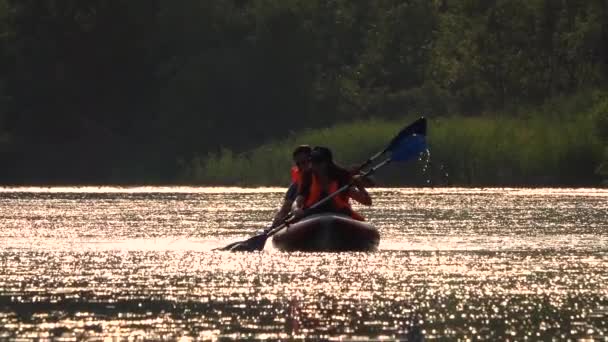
[292,146,371,220]
[271,145,312,226]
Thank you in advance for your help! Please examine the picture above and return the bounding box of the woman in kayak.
[292,146,371,220]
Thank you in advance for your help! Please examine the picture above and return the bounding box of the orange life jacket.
[303,174,365,221]
[290,166,300,184]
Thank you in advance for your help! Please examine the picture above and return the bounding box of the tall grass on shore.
[431,116,602,186]
[180,94,607,186]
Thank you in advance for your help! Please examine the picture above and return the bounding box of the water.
[1,187,607,340]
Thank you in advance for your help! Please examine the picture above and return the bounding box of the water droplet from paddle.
[419,148,432,185]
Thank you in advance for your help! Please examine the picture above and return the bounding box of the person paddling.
[292,146,371,220]
[271,145,312,226]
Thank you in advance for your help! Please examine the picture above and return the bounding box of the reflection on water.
[0,188,607,340]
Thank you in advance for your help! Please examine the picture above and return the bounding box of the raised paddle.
[215,117,427,252]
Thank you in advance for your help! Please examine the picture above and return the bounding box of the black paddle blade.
[213,240,242,251]
[215,233,269,252]
[384,117,427,154]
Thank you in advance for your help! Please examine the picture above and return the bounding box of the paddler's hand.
[293,208,305,219]
[352,174,375,187]
[352,174,364,186]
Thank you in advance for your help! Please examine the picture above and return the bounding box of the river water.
[0,187,607,340]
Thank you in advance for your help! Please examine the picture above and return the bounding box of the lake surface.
[0,187,607,340]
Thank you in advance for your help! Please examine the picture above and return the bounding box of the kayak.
[271,213,380,252]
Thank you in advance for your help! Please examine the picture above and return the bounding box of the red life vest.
[290,166,300,184]
[303,174,365,221]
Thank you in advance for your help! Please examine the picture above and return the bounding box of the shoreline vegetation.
[1,1,607,186]
[180,92,608,187]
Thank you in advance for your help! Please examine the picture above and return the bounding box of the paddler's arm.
[272,183,297,226]
[272,200,293,227]
[291,171,311,219]
[348,175,372,206]
[291,195,306,219]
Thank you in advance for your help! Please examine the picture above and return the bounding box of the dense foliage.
[0,0,607,184]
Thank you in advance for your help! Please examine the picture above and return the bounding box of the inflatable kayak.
[271,213,379,252]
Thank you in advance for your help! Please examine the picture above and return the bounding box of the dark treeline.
[0,0,607,184]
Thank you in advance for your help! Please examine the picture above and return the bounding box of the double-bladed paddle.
[215,117,427,252]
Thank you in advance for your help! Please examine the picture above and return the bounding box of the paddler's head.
[292,145,312,172]
[310,146,333,175]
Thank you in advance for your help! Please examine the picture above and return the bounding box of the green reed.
[181,93,607,186]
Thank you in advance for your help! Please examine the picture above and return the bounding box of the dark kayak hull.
[271,214,380,252]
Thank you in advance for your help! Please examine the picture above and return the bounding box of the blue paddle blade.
[390,134,427,162]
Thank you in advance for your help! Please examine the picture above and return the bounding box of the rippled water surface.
[1,187,607,340]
